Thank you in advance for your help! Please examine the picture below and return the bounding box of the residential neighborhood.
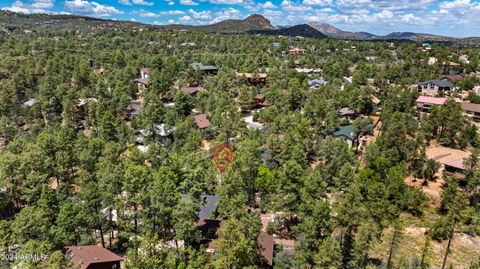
[0,6,480,269]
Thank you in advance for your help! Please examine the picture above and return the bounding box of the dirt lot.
[371,222,480,268]
[405,145,470,207]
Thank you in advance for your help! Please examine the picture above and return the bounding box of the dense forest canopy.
[0,18,479,269]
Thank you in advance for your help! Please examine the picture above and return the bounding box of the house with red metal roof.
[416,96,448,112]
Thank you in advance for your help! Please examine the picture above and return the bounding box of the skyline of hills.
[1,11,479,45]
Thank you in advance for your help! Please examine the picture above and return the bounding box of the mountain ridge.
[0,11,478,43]
[249,24,327,38]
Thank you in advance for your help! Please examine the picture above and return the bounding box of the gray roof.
[308,78,327,87]
[418,80,453,88]
[191,62,218,71]
[23,98,38,107]
[338,107,356,116]
[180,194,218,219]
[198,195,219,220]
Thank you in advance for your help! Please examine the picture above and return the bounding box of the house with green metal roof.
[333,125,356,148]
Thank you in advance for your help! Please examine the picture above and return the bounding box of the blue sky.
[1,0,480,37]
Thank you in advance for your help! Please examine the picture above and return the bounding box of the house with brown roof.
[194,114,210,129]
[66,245,123,269]
[180,86,206,95]
[254,94,271,108]
[134,67,150,92]
[460,102,480,121]
[443,159,466,179]
[439,74,462,82]
[259,232,274,268]
[237,72,268,86]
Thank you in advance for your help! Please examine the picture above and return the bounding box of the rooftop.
[191,62,218,71]
[66,245,123,269]
[417,80,453,88]
[416,96,447,105]
[439,74,462,81]
[338,107,356,116]
[236,72,268,79]
[333,125,355,140]
[461,102,480,113]
[194,114,210,129]
[180,86,205,95]
[134,78,150,86]
[259,232,274,267]
[198,195,219,220]
[443,159,465,170]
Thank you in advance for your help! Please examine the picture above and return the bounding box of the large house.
[417,80,453,94]
[460,102,480,121]
[416,96,448,112]
[416,97,480,120]
[66,245,123,269]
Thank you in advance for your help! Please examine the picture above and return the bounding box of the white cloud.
[188,8,212,19]
[280,0,312,12]
[320,7,334,12]
[336,0,435,12]
[302,0,332,6]
[400,13,422,24]
[168,1,174,5]
[262,1,277,8]
[179,15,192,21]
[439,0,480,14]
[2,0,54,13]
[168,10,186,14]
[208,8,242,23]
[180,0,198,5]
[132,9,159,17]
[64,0,124,16]
[119,0,154,5]
[374,9,393,20]
[210,0,243,4]
[133,0,154,5]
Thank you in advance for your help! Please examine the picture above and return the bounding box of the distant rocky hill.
[307,21,477,43]
[308,22,376,39]
[250,24,327,38]
[165,14,275,33]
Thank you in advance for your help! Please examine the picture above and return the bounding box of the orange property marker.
[212,144,233,173]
